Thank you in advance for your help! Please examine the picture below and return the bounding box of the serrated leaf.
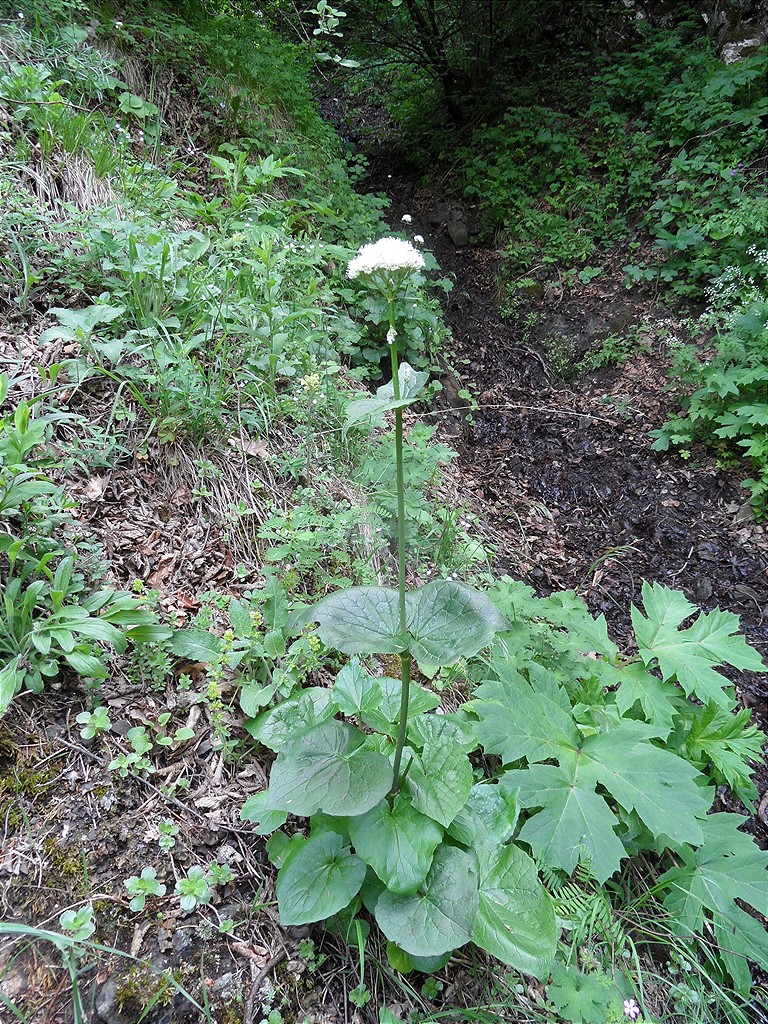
[244,687,335,751]
[375,845,479,957]
[658,813,768,987]
[614,661,680,735]
[548,963,615,1024]
[276,832,366,926]
[470,664,580,764]
[228,597,253,637]
[344,362,428,430]
[579,724,710,848]
[632,583,765,707]
[264,576,288,631]
[507,763,626,882]
[313,586,405,656]
[472,844,556,979]
[266,721,392,817]
[348,795,443,894]
[403,738,472,827]
[684,704,763,806]
[405,581,507,666]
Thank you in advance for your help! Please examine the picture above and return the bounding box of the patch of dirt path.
[377,174,768,844]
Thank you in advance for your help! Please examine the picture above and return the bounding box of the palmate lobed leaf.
[507,761,627,882]
[578,723,710,849]
[632,581,765,707]
[658,813,768,989]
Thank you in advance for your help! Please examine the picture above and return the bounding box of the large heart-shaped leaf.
[313,587,405,656]
[276,832,366,926]
[447,782,519,848]
[405,581,508,666]
[266,721,392,817]
[362,676,441,735]
[348,795,443,894]
[240,790,287,835]
[375,845,479,957]
[244,687,335,751]
[472,844,556,979]
[403,737,473,827]
[344,363,429,430]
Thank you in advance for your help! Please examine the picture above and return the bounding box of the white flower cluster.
[347,237,425,279]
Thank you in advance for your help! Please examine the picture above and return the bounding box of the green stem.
[390,649,411,793]
[388,294,411,794]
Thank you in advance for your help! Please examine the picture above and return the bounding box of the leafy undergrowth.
[0,4,767,1024]
[444,21,768,518]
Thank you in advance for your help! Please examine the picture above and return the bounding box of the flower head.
[401,214,412,223]
[347,237,425,280]
[414,234,424,245]
[623,999,641,1021]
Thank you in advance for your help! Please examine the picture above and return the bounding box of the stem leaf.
[313,586,406,655]
[276,832,366,926]
[405,580,508,667]
[265,720,392,817]
[374,845,479,957]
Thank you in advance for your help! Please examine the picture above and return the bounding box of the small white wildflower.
[623,999,641,1021]
[17,11,24,18]
[414,234,424,245]
[386,326,396,346]
[401,214,412,223]
[347,237,425,279]
[115,19,123,28]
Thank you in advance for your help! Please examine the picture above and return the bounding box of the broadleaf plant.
[245,239,556,978]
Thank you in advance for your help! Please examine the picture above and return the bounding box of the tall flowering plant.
[245,238,556,979]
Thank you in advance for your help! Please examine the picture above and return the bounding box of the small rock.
[172,927,194,954]
[95,978,132,1024]
[211,972,235,998]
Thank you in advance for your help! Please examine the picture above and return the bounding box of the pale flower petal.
[347,237,426,279]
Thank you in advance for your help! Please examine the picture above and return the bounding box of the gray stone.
[95,978,133,1024]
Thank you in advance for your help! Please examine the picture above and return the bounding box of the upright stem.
[387,295,412,793]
